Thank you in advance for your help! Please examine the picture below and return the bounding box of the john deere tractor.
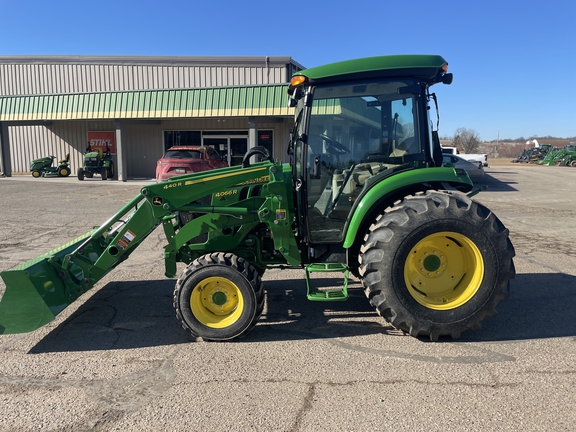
[0,55,515,341]
[77,142,115,180]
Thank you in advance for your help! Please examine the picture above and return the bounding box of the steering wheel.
[318,133,350,155]
[242,146,274,168]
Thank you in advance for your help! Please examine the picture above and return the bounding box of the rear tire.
[359,190,515,341]
[174,252,264,341]
[58,167,71,177]
[77,168,84,181]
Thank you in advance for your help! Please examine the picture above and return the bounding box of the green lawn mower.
[77,142,115,181]
[29,153,71,178]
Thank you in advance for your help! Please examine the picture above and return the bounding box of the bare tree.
[453,128,482,153]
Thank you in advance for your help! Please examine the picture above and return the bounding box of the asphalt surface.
[0,163,575,432]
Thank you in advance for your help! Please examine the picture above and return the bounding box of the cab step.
[305,263,349,301]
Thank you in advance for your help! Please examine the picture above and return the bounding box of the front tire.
[77,168,84,181]
[359,190,515,341]
[100,167,108,180]
[107,162,115,179]
[31,170,41,178]
[174,252,264,341]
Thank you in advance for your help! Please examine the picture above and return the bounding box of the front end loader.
[0,55,515,341]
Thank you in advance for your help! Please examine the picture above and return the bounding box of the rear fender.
[342,167,473,248]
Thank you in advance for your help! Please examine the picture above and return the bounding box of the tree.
[453,128,481,153]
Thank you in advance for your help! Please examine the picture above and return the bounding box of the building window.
[258,130,273,158]
[164,131,201,151]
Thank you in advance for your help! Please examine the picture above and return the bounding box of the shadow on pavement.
[472,171,519,192]
[459,272,576,342]
[28,272,576,353]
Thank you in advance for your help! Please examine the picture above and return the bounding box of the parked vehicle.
[77,142,114,181]
[0,55,515,343]
[443,154,484,178]
[513,144,552,163]
[441,146,487,167]
[29,153,71,178]
[156,146,228,182]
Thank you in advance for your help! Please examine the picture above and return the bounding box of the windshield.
[302,79,423,243]
[164,150,202,159]
[308,80,420,166]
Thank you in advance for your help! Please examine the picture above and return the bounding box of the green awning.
[0,84,293,121]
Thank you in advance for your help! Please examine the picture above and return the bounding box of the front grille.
[85,157,99,167]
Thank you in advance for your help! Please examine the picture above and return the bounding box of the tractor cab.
[287,55,453,250]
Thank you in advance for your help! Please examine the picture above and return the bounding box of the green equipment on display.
[29,153,71,178]
[0,55,515,341]
[77,142,115,180]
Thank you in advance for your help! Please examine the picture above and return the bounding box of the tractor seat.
[389,137,417,157]
[59,153,70,164]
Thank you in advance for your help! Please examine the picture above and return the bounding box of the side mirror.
[442,73,453,85]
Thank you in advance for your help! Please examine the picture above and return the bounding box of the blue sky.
[1,0,575,142]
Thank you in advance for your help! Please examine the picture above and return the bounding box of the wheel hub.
[211,290,228,306]
[421,252,444,274]
[190,276,244,328]
[404,231,484,310]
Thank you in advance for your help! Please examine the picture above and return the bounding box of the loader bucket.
[0,230,95,334]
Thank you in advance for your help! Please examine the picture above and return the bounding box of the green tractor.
[560,146,576,167]
[77,142,115,180]
[0,55,515,341]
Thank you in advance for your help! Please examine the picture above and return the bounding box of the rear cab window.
[165,150,201,159]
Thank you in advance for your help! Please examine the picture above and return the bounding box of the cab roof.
[293,54,449,85]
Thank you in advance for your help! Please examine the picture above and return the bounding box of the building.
[0,55,304,180]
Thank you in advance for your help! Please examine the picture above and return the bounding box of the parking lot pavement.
[0,164,575,431]
[1,173,156,185]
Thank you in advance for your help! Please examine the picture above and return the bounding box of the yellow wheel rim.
[190,277,244,328]
[404,231,484,310]
[32,171,41,178]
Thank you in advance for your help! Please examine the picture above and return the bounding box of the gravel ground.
[0,164,575,432]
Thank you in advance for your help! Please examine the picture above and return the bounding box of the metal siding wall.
[0,63,290,95]
[7,118,293,176]
[123,123,163,178]
[8,121,115,173]
[256,120,292,163]
[1,58,301,176]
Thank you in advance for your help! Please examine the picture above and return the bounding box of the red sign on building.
[87,131,116,155]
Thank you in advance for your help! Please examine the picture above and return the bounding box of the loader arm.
[0,193,161,334]
[0,161,299,334]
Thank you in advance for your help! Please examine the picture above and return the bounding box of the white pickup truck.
[441,146,488,167]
